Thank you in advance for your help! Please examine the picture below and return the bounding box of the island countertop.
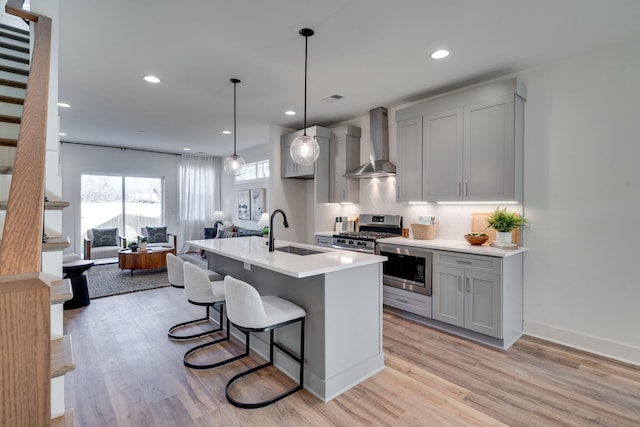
[186,236,386,278]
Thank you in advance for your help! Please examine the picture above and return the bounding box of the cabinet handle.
[464,182,469,197]
[458,277,462,292]
[456,260,472,265]
[466,277,470,293]
[397,298,409,304]
[457,182,461,197]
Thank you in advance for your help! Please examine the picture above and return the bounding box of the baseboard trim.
[524,322,640,366]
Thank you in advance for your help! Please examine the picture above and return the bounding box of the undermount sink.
[275,246,323,256]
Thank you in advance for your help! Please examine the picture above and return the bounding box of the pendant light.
[290,28,320,166]
[223,78,246,175]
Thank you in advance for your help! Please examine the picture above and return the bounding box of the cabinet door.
[432,265,464,327]
[464,271,502,338]
[281,144,296,178]
[396,117,423,202]
[463,95,515,201]
[424,108,464,202]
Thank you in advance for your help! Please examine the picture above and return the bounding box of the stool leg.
[184,317,250,370]
[225,317,305,409]
[168,304,223,341]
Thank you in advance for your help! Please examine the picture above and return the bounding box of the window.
[235,159,269,182]
[81,174,164,243]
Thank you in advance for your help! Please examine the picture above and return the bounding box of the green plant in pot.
[486,207,527,244]
[127,241,139,252]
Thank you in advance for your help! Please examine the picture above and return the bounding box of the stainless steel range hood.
[344,107,396,178]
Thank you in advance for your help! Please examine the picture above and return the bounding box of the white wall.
[61,144,180,254]
[220,143,270,229]
[518,37,640,364]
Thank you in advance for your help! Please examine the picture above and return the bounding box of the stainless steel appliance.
[331,214,402,253]
[376,242,433,296]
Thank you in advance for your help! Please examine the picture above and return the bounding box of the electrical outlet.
[243,262,251,271]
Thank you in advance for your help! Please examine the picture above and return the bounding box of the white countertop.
[314,230,336,237]
[186,236,386,278]
[377,237,528,257]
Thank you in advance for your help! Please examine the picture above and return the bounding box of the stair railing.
[0,0,51,275]
[0,1,53,425]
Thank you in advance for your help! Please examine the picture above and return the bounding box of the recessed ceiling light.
[285,110,296,116]
[222,130,232,135]
[59,132,66,136]
[183,147,191,151]
[144,75,161,83]
[58,102,70,108]
[431,49,450,59]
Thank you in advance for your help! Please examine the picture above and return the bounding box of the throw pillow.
[216,229,237,238]
[146,226,168,243]
[92,228,117,247]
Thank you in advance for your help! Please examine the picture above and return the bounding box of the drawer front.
[434,251,501,275]
[314,236,333,247]
[384,286,432,318]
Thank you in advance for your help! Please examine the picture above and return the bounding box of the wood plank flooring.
[63,287,640,426]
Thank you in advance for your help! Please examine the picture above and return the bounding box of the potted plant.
[486,207,527,244]
[138,236,148,251]
[261,226,269,238]
[127,241,139,252]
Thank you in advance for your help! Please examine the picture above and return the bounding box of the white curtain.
[178,154,221,253]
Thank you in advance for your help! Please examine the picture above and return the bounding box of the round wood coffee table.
[118,246,176,276]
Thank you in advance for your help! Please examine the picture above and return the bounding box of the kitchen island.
[186,236,387,402]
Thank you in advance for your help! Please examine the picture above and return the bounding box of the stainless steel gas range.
[331,214,403,254]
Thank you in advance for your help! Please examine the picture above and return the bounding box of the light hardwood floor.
[64,286,640,426]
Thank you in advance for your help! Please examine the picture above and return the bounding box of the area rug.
[86,252,207,299]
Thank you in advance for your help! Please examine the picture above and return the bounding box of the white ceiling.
[57,0,640,156]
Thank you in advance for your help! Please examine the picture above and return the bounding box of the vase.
[495,231,513,244]
[140,242,148,251]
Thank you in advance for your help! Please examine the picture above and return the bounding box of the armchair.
[84,227,126,260]
[140,226,177,249]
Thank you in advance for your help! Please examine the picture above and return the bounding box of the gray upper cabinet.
[281,126,330,179]
[396,117,423,202]
[329,125,361,203]
[396,78,526,203]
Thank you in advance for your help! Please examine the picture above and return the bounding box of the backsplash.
[315,177,524,242]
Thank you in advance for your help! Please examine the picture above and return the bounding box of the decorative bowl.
[464,234,489,245]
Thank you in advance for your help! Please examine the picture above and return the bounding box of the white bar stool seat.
[181,263,249,370]
[167,256,225,342]
[224,275,306,409]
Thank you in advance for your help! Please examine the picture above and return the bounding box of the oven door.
[377,243,432,296]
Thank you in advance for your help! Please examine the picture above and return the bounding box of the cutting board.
[471,212,520,245]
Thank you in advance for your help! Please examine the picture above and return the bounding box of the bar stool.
[167,258,225,341]
[181,264,250,370]
[223,275,306,409]
[166,252,222,289]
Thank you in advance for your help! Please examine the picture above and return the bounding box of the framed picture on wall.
[250,188,265,220]
[238,190,250,220]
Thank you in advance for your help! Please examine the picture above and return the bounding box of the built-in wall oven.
[376,242,433,296]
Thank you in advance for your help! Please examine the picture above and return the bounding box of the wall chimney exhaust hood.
[344,107,396,178]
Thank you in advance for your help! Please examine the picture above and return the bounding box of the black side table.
[62,260,94,309]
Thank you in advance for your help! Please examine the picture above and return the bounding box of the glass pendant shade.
[223,154,245,175]
[291,28,319,166]
[290,134,319,165]
[224,78,245,176]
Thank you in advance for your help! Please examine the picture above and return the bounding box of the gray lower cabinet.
[432,251,522,341]
[383,285,432,318]
[396,78,525,203]
[281,126,330,179]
